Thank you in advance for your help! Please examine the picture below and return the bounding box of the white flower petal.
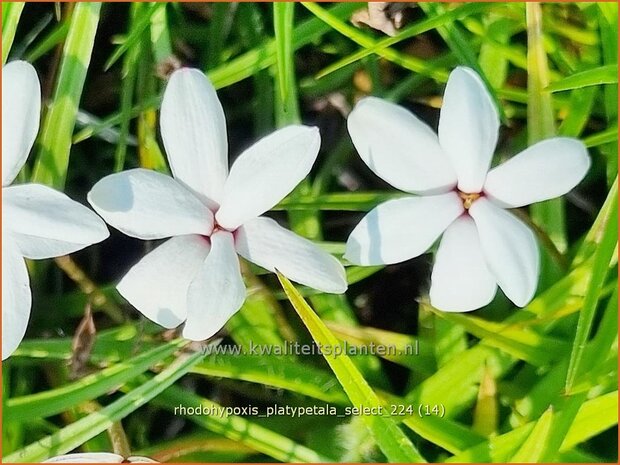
[347,97,456,194]
[484,138,591,208]
[160,68,228,208]
[183,231,245,341]
[215,125,320,230]
[117,235,210,329]
[236,217,347,294]
[43,453,125,463]
[4,184,109,260]
[2,61,41,186]
[438,67,499,193]
[2,233,31,360]
[469,198,539,307]
[88,169,213,240]
[430,216,497,312]
[344,192,464,265]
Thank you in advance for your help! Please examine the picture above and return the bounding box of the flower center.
[458,191,481,210]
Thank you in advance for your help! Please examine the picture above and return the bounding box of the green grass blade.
[32,2,101,189]
[2,2,24,64]
[273,2,295,113]
[448,391,617,462]
[316,2,490,80]
[4,339,187,422]
[526,2,565,289]
[302,2,448,83]
[3,349,205,463]
[277,191,405,211]
[114,3,143,172]
[277,273,426,463]
[574,178,618,266]
[583,124,618,148]
[510,407,553,462]
[548,64,618,92]
[154,383,332,462]
[149,2,172,63]
[561,390,618,451]
[25,21,69,63]
[565,184,618,392]
[208,2,360,89]
[431,309,570,366]
[103,3,160,71]
[192,354,349,405]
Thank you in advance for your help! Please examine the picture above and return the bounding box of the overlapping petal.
[469,198,539,307]
[430,216,497,312]
[117,235,210,329]
[347,97,457,194]
[216,125,320,230]
[2,233,31,360]
[2,61,41,186]
[5,184,109,259]
[344,192,464,265]
[484,138,591,208]
[88,169,213,240]
[183,231,245,341]
[438,67,499,193]
[236,217,347,294]
[160,68,228,208]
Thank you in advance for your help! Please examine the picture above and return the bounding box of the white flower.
[44,453,156,463]
[344,67,590,312]
[2,61,109,360]
[88,68,347,341]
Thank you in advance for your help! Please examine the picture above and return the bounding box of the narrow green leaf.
[2,2,24,64]
[191,354,349,405]
[316,2,490,80]
[565,183,618,392]
[277,191,405,211]
[561,391,618,450]
[448,391,618,462]
[32,2,101,189]
[114,3,143,172]
[278,273,426,463]
[574,178,618,266]
[547,64,618,92]
[273,2,295,111]
[103,3,161,71]
[205,3,236,70]
[149,2,172,63]
[3,349,205,463]
[208,2,360,89]
[431,309,570,366]
[540,394,588,462]
[583,124,618,148]
[510,407,554,462]
[326,322,434,375]
[154,383,333,462]
[526,2,565,289]
[25,21,70,63]
[5,339,187,422]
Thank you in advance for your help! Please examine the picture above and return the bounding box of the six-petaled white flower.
[88,68,347,341]
[2,61,109,359]
[345,67,590,312]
